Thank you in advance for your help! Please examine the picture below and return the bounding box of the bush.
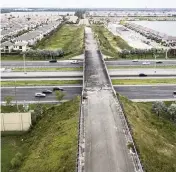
[152,101,167,117]
[10,152,23,168]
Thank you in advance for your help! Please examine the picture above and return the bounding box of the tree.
[55,91,65,103]
[152,101,167,117]
[168,104,176,122]
[4,96,13,106]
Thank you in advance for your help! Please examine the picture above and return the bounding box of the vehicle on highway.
[173,91,176,95]
[139,73,147,77]
[49,59,57,63]
[142,61,150,65]
[71,60,79,64]
[156,61,163,64]
[53,87,64,91]
[42,90,52,94]
[35,93,46,97]
[132,59,139,62]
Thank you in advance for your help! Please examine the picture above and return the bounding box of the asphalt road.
[2,69,176,79]
[2,60,176,68]
[1,60,83,68]
[1,85,176,103]
[81,27,136,172]
[1,86,82,103]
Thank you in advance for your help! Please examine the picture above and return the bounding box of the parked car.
[49,59,57,63]
[35,93,46,97]
[139,73,147,77]
[53,87,64,91]
[132,59,138,62]
[42,89,52,94]
[156,61,163,64]
[142,62,150,65]
[71,60,79,64]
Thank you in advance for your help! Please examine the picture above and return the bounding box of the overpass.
[77,27,143,172]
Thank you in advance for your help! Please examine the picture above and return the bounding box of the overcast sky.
[1,0,176,8]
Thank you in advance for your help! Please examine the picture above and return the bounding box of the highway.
[1,86,82,103]
[2,60,176,68]
[2,69,176,79]
[1,85,176,103]
[1,60,83,68]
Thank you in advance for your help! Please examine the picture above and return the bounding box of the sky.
[1,0,176,8]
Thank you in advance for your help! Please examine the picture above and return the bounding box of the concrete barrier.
[1,112,31,131]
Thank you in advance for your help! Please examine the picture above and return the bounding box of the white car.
[71,60,79,64]
[142,62,150,65]
[132,59,138,62]
[35,93,46,97]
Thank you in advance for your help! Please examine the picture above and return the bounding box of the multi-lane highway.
[1,85,176,104]
[2,69,176,80]
[1,86,82,103]
[2,60,176,68]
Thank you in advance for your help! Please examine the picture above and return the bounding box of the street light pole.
[23,53,26,74]
[14,80,19,111]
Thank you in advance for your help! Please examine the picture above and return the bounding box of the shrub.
[152,101,167,117]
[10,152,23,169]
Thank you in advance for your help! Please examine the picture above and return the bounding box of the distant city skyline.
[1,0,176,8]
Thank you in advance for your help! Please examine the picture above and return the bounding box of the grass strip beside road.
[120,95,176,172]
[1,80,82,87]
[112,79,176,85]
[1,97,80,172]
[12,67,83,72]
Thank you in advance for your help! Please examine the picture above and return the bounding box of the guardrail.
[76,29,86,172]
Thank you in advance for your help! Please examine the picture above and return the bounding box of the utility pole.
[23,53,26,74]
[14,80,19,111]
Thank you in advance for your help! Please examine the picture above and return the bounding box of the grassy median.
[12,67,83,72]
[1,97,80,172]
[1,80,82,87]
[120,95,176,172]
[112,79,176,85]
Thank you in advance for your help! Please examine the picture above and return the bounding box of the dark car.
[139,73,147,77]
[53,87,64,91]
[173,91,176,95]
[42,89,52,94]
[49,59,57,63]
[156,61,163,64]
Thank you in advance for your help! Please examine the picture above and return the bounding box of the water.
[131,21,176,37]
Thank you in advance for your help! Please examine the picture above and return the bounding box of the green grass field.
[1,97,80,172]
[1,80,82,87]
[112,79,176,85]
[38,24,84,57]
[120,95,176,172]
[13,67,83,72]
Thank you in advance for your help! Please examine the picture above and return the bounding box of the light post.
[23,53,27,74]
[14,80,19,111]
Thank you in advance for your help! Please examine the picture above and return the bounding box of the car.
[173,91,176,95]
[139,73,147,77]
[42,89,52,94]
[49,59,57,63]
[35,93,46,97]
[142,62,150,65]
[71,60,79,64]
[132,59,139,62]
[53,87,64,91]
[156,61,163,64]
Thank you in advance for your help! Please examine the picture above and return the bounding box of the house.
[14,42,28,52]
[1,41,14,53]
